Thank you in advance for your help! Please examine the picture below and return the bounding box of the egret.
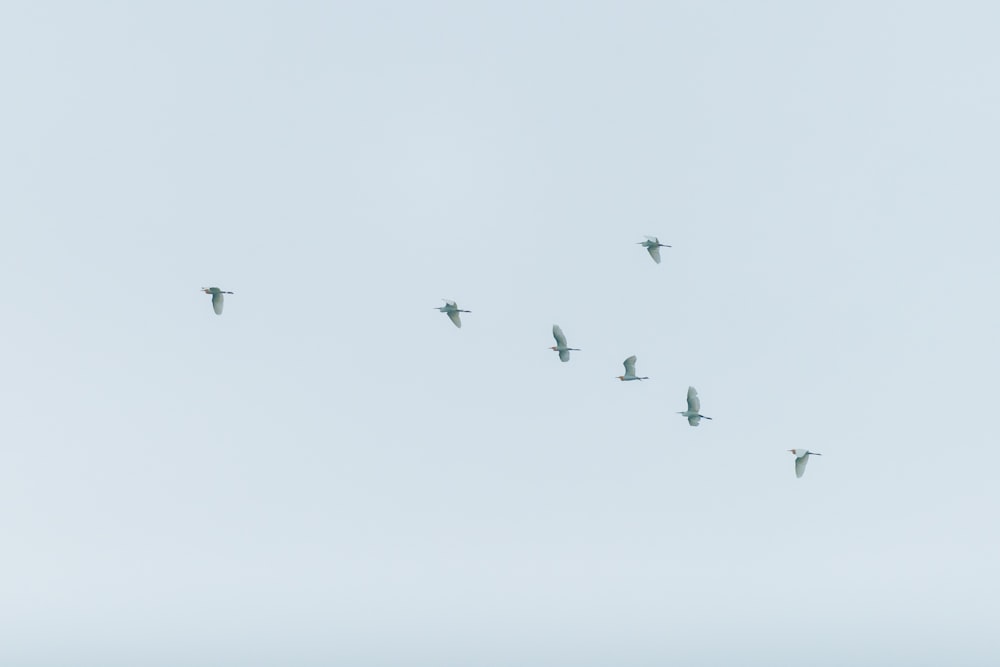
[678,386,712,426]
[617,355,649,381]
[436,300,470,328]
[202,287,233,315]
[549,325,580,362]
[637,236,671,264]
[789,449,822,478]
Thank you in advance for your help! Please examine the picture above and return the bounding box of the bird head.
[616,375,626,381]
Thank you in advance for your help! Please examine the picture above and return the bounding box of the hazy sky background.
[1,2,999,665]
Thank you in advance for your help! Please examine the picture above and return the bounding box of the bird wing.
[552,325,567,348]
[559,349,570,363]
[795,453,809,478]
[687,386,700,413]
[688,415,701,427]
[647,245,662,263]
[623,356,637,376]
[447,310,462,328]
[444,299,457,308]
[212,292,224,315]
[644,236,659,243]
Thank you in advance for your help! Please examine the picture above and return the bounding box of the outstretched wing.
[447,310,462,328]
[552,325,567,348]
[647,245,662,263]
[688,415,701,427]
[687,386,700,413]
[212,292,224,315]
[795,453,809,478]
[559,349,570,362]
[623,355,637,376]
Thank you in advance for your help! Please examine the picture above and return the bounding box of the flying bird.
[637,236,671,264]
[436,300,470,328]
[202,287,233,315]
[549,325,580,362]
[678,386,712,426]
[617,355,649,381]
[789,449,822,478]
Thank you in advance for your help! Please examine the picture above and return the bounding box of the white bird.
[617,355,649,381]
[436,300,470,328]
[549,325,580,362]
[202,287,233,315]
[789,449,822,478]
[637,236,671,264]
[678,386,712,426]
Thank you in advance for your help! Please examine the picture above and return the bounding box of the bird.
[549,325,580,362]
[436,300,470,328]
[617,355,649,381]
[202,287,233,315]
[678,386,712,426]
[789,449,822,478]
[637,236,671,264]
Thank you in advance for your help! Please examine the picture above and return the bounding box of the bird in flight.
[617,355,649,381]
[202,287,234,315]
[436,300,470,328]
[549,325,580,362]
[788,449,822,478]
[637,236,671,264]
[678,386,712,426]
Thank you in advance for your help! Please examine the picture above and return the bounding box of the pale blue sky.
[1,2,999,665]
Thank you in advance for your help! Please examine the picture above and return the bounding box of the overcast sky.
[1,2,999,665]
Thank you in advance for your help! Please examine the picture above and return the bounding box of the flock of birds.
[201,236,823,479]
